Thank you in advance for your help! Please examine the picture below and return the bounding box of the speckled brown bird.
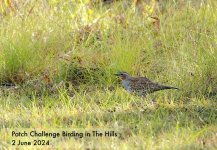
[115,71,178,97]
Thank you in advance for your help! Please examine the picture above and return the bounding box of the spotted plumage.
[115,71,178,96]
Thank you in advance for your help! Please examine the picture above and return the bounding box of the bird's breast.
[122,80,131,92]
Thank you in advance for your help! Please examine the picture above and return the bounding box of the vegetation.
[0,0,216,149]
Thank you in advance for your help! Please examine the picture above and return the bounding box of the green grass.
[0,0,216,149]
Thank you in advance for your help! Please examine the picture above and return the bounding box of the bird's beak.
[114,73,119,76]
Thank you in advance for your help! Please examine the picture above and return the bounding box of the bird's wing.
[140,77,160,90]
[130,77,160,91]
[139,77,155,84]
[129,77,151,88]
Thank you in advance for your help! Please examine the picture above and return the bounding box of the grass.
[0,0,216,149]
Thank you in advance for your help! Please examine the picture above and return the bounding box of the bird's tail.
[159,85,179,90]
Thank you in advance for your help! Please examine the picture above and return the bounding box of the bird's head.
[114,71,131,80]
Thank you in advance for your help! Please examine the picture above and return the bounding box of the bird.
[115,71,178,97]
